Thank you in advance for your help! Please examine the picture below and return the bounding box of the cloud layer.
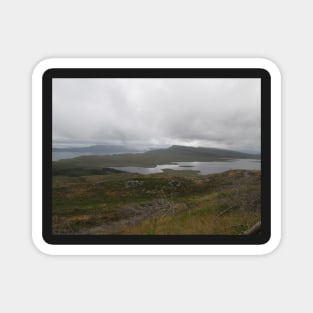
[53,78,260,151]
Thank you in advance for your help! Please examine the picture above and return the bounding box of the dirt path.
[79,198,179,235]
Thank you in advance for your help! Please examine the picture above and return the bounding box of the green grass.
[52,167,125,177]
[52,169,261,235]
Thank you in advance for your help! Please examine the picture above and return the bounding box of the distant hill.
[146,145,259,160]
[53,145,260,170]
[53,144,140,154]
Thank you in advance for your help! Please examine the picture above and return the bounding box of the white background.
[0,0,311,312]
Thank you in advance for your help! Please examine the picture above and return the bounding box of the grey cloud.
[53,78,260,151]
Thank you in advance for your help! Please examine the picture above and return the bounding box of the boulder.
[125,180,144,188]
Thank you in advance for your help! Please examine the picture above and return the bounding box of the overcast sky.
[52,78,260,151]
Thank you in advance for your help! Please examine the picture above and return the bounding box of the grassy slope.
[52,169,261,235]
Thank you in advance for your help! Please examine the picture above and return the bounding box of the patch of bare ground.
[78,198,184,234]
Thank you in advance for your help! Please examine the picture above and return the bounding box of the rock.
[125,180,144,188]
[168,180,181,187]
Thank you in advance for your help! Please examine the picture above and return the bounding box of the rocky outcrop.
[125,180,144,188]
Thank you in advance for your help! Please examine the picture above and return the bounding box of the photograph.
[52,77,262,236]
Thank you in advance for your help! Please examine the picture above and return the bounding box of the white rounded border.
[32,58,281,255]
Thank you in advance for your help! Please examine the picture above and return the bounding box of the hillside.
[52,145,261,235]
[52,169,261,235]
[146,145,258,159]
[53,145,260,171]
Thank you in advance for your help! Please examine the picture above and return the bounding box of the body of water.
[111,159,260,175]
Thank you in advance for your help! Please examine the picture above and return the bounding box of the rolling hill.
[52,145,260,171]
[53,144,140,154]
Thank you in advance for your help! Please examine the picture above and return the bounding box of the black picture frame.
[42,68,271,245]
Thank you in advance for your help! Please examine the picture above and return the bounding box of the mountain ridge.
[53,144,260,170]
[146,145,259,159]
[53,144,140,154]
[53,144,259,157]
